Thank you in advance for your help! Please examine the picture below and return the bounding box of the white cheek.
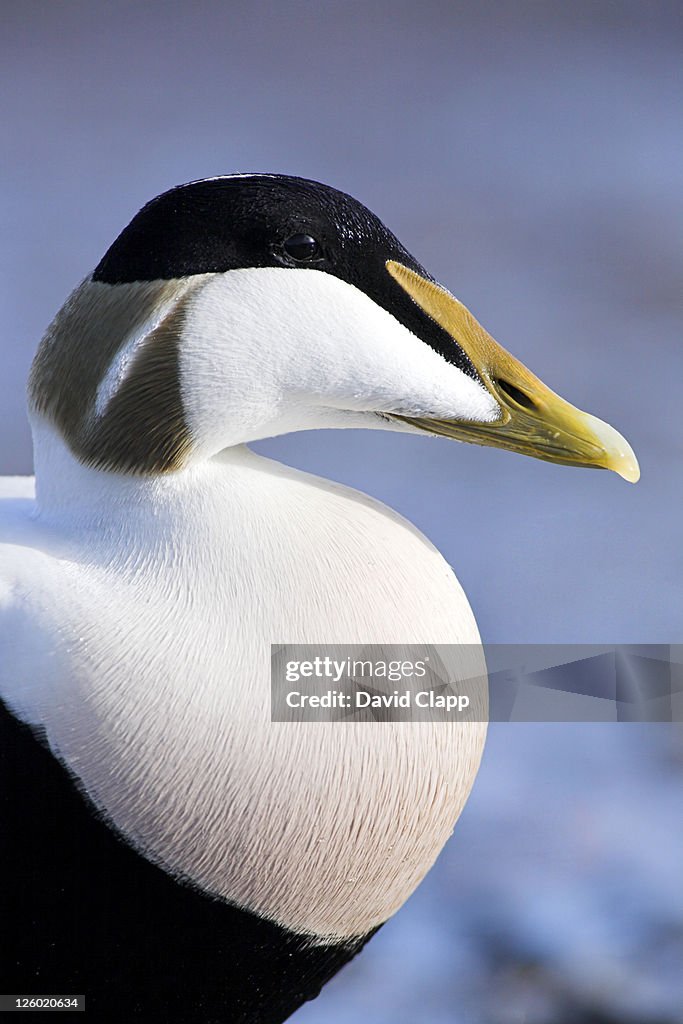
[290,273,499,424]
[179,267,500,450]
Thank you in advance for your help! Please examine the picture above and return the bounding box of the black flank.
[0,699,376,1023]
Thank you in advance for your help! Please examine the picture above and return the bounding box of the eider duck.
[0,175,638,1022]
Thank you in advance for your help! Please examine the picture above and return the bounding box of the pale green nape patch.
[28,276,210,475]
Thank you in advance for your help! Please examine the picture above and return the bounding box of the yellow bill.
[386,261,639,483]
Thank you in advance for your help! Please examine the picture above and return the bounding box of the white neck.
[31,417,224,517]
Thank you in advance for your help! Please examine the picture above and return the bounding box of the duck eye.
[282,233,320,262]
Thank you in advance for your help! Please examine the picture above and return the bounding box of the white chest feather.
[0,443,486,940]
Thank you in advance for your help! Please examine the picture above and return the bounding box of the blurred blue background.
[2,2,681,1020]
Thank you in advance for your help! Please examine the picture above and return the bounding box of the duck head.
[28,174,639,482]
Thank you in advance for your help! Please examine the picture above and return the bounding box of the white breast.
[0,439,486,941]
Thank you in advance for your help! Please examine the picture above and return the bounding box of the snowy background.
[2,3,682,1021]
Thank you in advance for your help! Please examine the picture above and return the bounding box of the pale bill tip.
[585,413,640,484]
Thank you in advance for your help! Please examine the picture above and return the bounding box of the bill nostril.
[494,378,537,411]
